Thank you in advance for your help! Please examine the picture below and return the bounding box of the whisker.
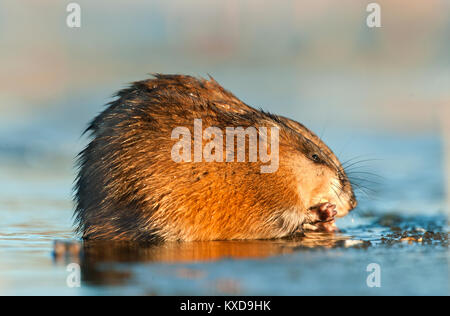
[347,176,381,185]
[351,183,377,194]
[340,154,376,167]
[353,186,373,200]
[331,186,344,205]
[342,158,382,170]
[333,154,383,203]
[346,171,384,179]
[331,180,344,193]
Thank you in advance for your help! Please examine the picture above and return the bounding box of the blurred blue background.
[0,0,448,295]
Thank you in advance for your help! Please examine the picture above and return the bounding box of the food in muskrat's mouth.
[74,74,357,242]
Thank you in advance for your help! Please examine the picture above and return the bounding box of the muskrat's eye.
[311,153,321,163]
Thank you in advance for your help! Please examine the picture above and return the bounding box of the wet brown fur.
[74,74,356,241]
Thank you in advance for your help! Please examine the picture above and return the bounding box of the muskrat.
[74,74,357,241]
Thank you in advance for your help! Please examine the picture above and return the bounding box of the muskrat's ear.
[207,73,216,82]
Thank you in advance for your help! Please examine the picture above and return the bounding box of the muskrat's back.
[74,74,356,241]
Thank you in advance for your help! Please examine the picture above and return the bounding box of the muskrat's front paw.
[310,202,337,221]
[305,203,339,232]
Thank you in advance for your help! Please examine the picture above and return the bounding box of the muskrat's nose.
[349,196,358,210]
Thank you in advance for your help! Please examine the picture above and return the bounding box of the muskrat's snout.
[336,186,357,217]
[343,177,358,213]
[313,173,357,219]
[349,194,358,210]
[336,168,358,215]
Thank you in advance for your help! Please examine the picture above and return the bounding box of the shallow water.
[0,128,448,296]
